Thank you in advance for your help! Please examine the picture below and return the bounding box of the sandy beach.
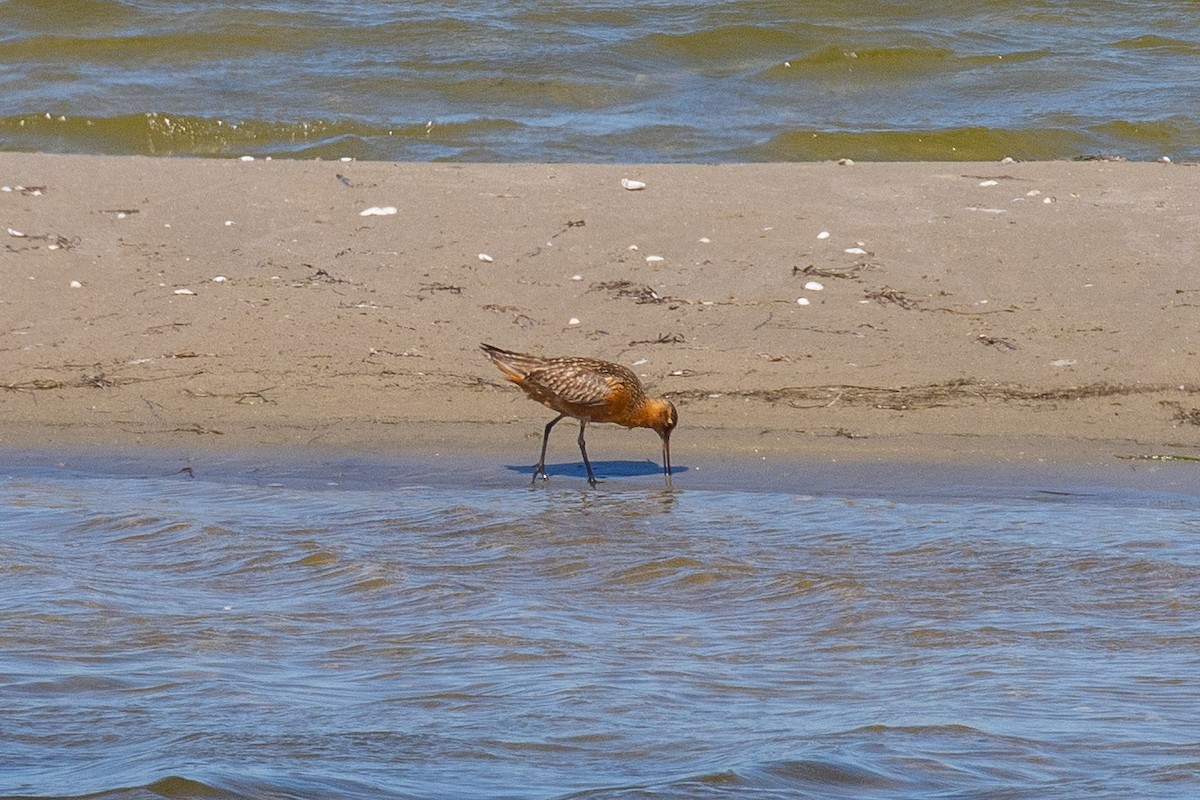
[1,153,1198,470]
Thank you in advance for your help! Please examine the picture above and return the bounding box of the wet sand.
[1,153,1198,471]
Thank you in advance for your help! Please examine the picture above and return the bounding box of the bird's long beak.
[661,431,673,486]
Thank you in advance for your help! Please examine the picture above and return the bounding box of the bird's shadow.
[505,460,687,481]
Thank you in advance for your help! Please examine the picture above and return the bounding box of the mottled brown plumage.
[481,343,677,487]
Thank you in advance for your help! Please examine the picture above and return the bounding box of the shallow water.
[2,1,1200,161]
[2,451,1199,799]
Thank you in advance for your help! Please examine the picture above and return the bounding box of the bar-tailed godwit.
[481,343,677,487]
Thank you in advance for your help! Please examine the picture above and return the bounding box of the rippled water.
[1,1,1200,161]
[3,452,1199,799]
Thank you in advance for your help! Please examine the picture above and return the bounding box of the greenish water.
[1,1,1199,161]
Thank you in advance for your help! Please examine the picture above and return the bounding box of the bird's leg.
[533,414,564,484]
[577,421,598,487]
[661,432,673,489]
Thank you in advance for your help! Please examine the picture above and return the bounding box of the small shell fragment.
[173,288,196,296]
[979,179,999,187]
[571,274,583,281]
[621,178,647,191]
[478,253,494,263]
[645,255,665,263]
[568,317,581,326]
[844,247,866,255]
[69,280,82,288]
[698,237,711,243]
[213,276,228,282]
[1049,358,1077,367]
[804,281,825,291]
[797,297,810,306]
[817,231,831,240]
[359,206,398,216]
[7,227,25,237]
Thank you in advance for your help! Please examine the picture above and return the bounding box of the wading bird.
[481,343,677,487]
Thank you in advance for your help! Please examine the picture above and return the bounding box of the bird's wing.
[525,362,619,407]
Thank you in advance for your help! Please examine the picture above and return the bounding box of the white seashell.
[1049,358,1076,367]
[116,212,127,219]
[213,276,228,282]
[844,247,866,255]
[571,274,583,281]
[359,206,398,216]
[477,253,494,263]
[1026,189,1041,197]
[1158,155,1172,163]
[1043,196,1055,204]
[340,157,353,162]
[698,237,711,243]
[621,178,647,190]
[568,317,581,326]
[797,297,810,306]
[645,255,665,263]
[1000,156,1015,164]
[817,231,831,240]
[224,220,234,226]
[69,280,82,288]
[239,155,254,161]
[7,227,25,237]
[804,281,824,291]
[632,358,648,366]
[0,186,10,192]
[47,244,59,250]
[173,288,196,295]
[979,180,999,187]
[627,244,639,251]
[838,158,854,166]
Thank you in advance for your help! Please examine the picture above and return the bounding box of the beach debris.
[69,280,82,288]
[621,178,647,191]
[1026,189,1042,197]
[1000,156,1016,164]
[224,220,234,226]
[173,288,196,295]
[570,274,583,281]
[418,282,463,295]
[592,280,673,305]
[804,281,825,291]
[1158,155,1172,163]
[213,275,228,282]
[795,263,868,280]
[7,227,25,237]
[627,244,639,251]
[359,206,398,216]
[979,179,999,187]
[645,255,665,263]
[239,155,254,162]
[630,332,685,345]
[866,287,919,309]
[838,158,855,166]
[844,247,867,255]
[568,317,581,326]
[1049,358,1077,367]
[817,231,831,240]
[478,253,494,263]
[796,297,811,306]
[699,237,711,243]
[977,334,1018,350]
